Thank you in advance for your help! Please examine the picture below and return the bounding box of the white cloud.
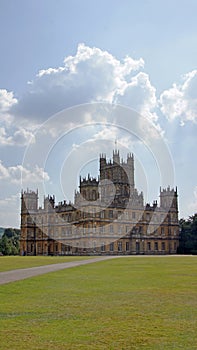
[0,89,35,147]
[0,89,17,112]
[116,72,157,112]
[0,89,17,127]
[11,128,35,146]
[8,44,163,149]
[115,71,161,135]
[0,127,12,145]
[0,45,162,152]
[11,43,146,122]
[0,161,49,184]
[160,70,197,123]
[0,127,35,146]
[13,164,50,184]
[0,160,9,178]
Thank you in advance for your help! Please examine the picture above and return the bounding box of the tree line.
[0,214,197,255]
[177,214,197,254]
[0,228,20,255]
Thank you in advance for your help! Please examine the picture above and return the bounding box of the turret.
[99,153,106,180]
[126,153,135,188]
[113,149,120,164]
[44,195,55,211]
[21,189,38,213]
[160,187,178,211]
[80,175,99,201]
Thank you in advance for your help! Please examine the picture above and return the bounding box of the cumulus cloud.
[0,89,17,127]
[11,128,35,146]
[0,127,11,145]
[6,43,162,154]
[115,72,157,114]
[0,89,17,112]
[0,161,49,184]
[0,127,35,146]
[160,70,197,123]
[0,89,35,147]
[11,43,148,122]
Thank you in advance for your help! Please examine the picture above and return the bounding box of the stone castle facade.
[20,150,179,255]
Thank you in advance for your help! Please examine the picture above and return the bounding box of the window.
[62,228,66,235]
[125,211,129,219]
[100,226,104,234]
[126,242,130,251]
[110,242,114,252]
[118,241,122,252]
[147,242,151,251]
[101,243,105,252]
[162,242,165,250]
[88,224,92,234]
[132,212,136,219]
[154,242,158,251]
[109,210,113,219]
[100,211,104,219]
[109,225,114,234]
[161,227,164,235]
[80,227,84,236]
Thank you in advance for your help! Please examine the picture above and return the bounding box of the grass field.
[0,256,197,349]
[0,256,94,272]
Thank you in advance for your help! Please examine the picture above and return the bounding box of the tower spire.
[115,139,117,150]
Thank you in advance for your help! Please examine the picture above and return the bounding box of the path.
[0,256,118,285]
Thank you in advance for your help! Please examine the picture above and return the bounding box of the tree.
[0,228,20,255]
[0,235,11,255]
[178,214,197,254]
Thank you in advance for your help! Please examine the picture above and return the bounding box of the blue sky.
[0,0,197,227]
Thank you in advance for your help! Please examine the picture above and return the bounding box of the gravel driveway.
[0,256,118,285]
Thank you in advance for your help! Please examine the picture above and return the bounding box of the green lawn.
[0,256,197,349]
[0,256,94,272]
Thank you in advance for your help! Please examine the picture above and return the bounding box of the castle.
[20,150,179,255]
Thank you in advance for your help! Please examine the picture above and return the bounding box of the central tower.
[99,151,135,205]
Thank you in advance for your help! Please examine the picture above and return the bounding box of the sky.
[0,0,197,227]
